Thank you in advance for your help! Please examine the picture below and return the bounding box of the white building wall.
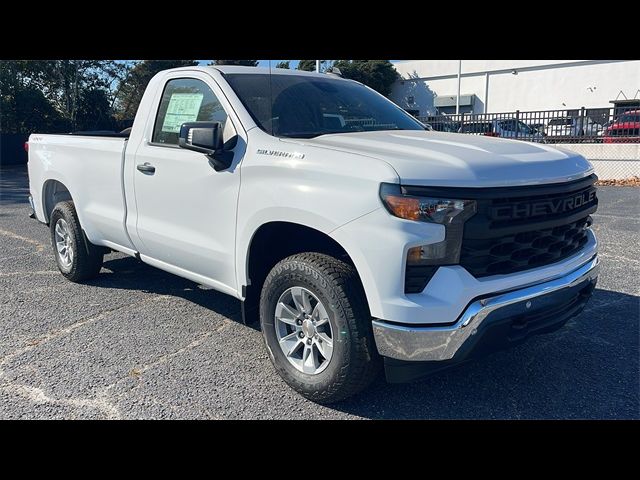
[391,60,640,115]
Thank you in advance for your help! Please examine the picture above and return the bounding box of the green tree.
[297,60,333,73]
[332,60,399,97]
[0,80,65,134]
[76,89,116,131]
[25,60,125,130]
[211,60,259,66]
[113,60,198,121]
[297,59,317,72]
[274,60,290,69]
[1,60,121,134]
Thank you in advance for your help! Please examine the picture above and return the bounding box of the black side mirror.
[178,121,232,171]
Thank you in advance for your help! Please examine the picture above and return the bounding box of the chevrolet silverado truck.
[27,66,599,403]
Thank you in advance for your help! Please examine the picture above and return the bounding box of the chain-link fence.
[550,143,639,181]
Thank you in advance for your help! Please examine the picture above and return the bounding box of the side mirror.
[178,121,232,171]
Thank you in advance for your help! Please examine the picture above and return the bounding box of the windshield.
[516,120,534,133]
[498,119,533,133]
[224,73,425,138]
[461,122,492,133]
[549,118,573,126]
[617,113,640,123]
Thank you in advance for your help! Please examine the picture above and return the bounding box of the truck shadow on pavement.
[332,288,639,419]
[97,255,249,328]
[95,255,639,419]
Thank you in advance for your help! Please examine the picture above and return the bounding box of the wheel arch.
[42,179,74,224]
[240,221,364,324]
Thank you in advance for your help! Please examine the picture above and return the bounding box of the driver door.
[131,73,241,294]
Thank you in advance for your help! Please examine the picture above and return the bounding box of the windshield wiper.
[281,130,352,139]
[282,127,414,139]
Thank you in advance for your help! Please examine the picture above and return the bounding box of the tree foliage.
[332,60,399,97]
[113,60,198,122]
[1,61,55,134]
[1,60,199,134]
[274,60,290,69]
[297,60,335,73]
[296,60,399,95]
[1,60,126,133]
[297,60,317,72]
[211,60,259,66]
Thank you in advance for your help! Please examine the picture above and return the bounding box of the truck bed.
[27,133,135,253]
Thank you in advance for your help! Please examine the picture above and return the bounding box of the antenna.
[268,60,274,136]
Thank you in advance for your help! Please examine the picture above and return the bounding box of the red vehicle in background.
[604,109,640,143]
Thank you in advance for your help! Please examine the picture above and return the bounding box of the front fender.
[235,131,400,294]
[236,205,361,292]
[330,208,445,319]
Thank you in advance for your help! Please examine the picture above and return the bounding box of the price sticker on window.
[161,93,204,133]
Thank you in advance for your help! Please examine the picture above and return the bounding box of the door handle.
[137,162,156,174]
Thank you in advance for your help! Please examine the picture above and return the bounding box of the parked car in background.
[459,119,544,141]
[459,121,495,135]
[528,123,546,135]
[604,110,640,143]
[428,120,461,133]
[545,116,601,140]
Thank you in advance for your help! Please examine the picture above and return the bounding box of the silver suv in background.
[459,118,544,141]
[545,116,602,140]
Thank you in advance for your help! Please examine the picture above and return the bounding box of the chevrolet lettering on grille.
[491,189,597,221]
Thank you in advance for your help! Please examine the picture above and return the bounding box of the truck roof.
[166,65,348,80]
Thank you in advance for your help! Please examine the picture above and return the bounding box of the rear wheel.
[50,201,104,282]
[260,252,381,403]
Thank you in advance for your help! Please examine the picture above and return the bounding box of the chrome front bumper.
[372,255,600,362]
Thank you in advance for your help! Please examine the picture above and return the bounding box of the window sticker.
[161,93,204,133]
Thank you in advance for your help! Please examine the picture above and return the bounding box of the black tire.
[50,201,104,282]
[260,252,381,403]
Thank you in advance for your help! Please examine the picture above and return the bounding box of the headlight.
[380,183,477,293]
[379,183,476,224]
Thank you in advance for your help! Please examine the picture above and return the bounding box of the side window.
[152,78,228,145]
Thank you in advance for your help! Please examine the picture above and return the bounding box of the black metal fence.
[418,106,640,144]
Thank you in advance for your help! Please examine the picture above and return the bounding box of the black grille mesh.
[460,216,591,277]
[459,178,597,277]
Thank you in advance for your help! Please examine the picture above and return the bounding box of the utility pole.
[316,60,321,73]
[456,60,462,115]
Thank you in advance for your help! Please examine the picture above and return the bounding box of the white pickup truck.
[27,66,599,403]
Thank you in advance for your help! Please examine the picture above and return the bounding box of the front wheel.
[260,252,381,403]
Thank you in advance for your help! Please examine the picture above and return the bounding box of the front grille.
[460,216,591,276]
[459,175,598,277]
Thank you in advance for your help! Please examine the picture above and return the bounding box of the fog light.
[408,241,449,264]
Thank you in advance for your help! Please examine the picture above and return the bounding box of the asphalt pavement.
[0,165,638,419]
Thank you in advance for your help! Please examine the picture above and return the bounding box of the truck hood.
[293,130,594,187]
